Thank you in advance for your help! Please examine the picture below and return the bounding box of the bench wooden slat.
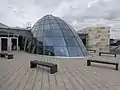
[87,59,119,70]
[99,52,116,57]
[30,60,57,74]
[0,52,13,59]
[31,60,55,67]
[87,49,96,53]
[88,60,118,65]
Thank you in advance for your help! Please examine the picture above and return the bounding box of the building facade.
[0,25,32,52]
[78,26,110,52]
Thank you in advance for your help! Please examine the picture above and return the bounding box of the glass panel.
[50,23,60,29]
[64,37,79,46]
[67,47,83,57]
[36,30,43,37]
[54,47,69,56]
[36,45,43,54]
[48,15,54,19]
[54,37,66,46]
[33,30,38,37]
[55,17,64,23]
[44,19,49,24]
[36,38,43,46]
[43,24,50,30]
[44,37,66,46]
[38,24,44,30]
[36,19,44,25]
[44,46,54,56]
[49,19,56,23]
[68,24,87,55]
[40,21,44,25]
[67,24,77,36]
[59,23,70,30]
[62,29,74,36]
[44,37,54,46]
[44,29,63,37]
[76,36,88,56]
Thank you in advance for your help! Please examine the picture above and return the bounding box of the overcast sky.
[0,0,120,32]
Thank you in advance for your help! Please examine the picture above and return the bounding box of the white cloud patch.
[0,0,120,32]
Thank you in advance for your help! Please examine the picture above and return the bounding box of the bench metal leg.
[50,65,57,74]
[30,62,37,68]
[8,55,13,59]
[115,54,116,57]
[94,50,96,53]
[87,61,91,66]
[0,55,5,57]
[99,53,101,56]
[116,64,118,70]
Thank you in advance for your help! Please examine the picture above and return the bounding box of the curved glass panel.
[67,47,83,57]
[44,29,63,37]
[44,37,66,46]
[64,37,79,46]
[50,23,60,29]
[31,15,87,57]
[54,47,69,56]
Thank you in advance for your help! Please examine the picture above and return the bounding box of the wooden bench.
[99,52,116,57]
[87,49,96,53]
[30,60,57,74]
[87,59,119,70]
[0,52,13,59]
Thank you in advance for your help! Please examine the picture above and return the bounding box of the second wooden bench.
[99,52,116,57]
[87,59,119,70]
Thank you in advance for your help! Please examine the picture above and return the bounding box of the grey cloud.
[83,0,120,20]
[0,0,120,30]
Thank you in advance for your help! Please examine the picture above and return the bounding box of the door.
[1,38,8,51]
[11,38,17,51]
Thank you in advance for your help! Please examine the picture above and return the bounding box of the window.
[54,47,69,56]
[62,29,74,36]
[44,19,49,24]
[49,19,56,23]
[38,24,44,30]
[55,18,64,23]
[44,37,66,46]
[37,30,43,37]
[64,37,79,46]
[44,46,54,56]
[50,23,60,29]
[36,45,43,54]
[59,23,69,30]
[36,38,43,45]
[67,47,83,57]
[44,29,63,37]
[43,24,50,30]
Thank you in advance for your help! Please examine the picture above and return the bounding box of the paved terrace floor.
[0,52,120,90]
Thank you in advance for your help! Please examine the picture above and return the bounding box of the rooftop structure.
[31,15,87,57]
[0,15,87,57]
